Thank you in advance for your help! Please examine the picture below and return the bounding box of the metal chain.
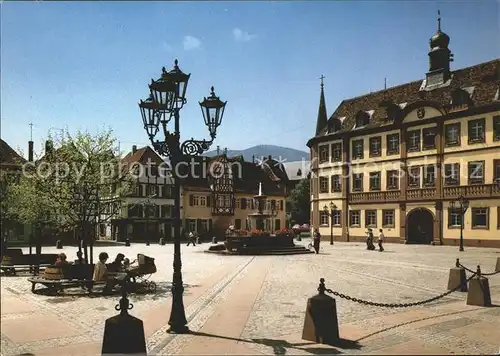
[458,262,500,276]
[324,274,476,308]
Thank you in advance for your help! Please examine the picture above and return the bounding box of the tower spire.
[437,10,441,32]
[315,75,328,135]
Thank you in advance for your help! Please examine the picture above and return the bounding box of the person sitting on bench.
[74,251,86,264]
[55,253,69,267]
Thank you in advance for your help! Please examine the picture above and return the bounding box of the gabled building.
[307,15,500,247]
[179,153,289,237]
[105,145,175,241]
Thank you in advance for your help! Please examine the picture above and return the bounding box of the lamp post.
[138,59,226,334]
[450,194,469,252]
[323,202,337,245]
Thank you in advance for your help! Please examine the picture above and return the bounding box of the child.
[378,229,385,252]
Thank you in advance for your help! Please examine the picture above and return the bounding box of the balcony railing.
[443,184,500,199]
[407,187,437,200]
[350,190,401,204]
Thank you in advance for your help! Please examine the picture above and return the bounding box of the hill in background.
[204,144,309,163]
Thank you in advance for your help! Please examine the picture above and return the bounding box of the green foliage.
[7,129,134,234]
[287,178,310,225]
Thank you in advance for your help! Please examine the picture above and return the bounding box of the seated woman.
[109,253,125,272]
[55,253,69,267]
[74,251,86,264]
[93,252,118,295]
[93,252,109,282]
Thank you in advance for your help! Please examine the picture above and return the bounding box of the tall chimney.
[28,141,34,162]
[252,155,255,163]
[132,145,137,154]
[216,145,220,155]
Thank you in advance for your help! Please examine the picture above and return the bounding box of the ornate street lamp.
[323,202,337,245]
[138,59,227,334]
[450,195,469,252]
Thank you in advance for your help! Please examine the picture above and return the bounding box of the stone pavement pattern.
[1,241,499,355]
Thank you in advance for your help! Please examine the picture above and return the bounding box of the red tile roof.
[310,58,500,143]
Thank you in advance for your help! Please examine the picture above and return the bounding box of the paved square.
[1,241,499,355]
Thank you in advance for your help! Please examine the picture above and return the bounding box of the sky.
[1,1,499,157]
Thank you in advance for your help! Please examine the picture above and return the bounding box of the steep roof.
[180,154,289,196]
[315,82,328,135]
[311,58,500,143]
[121,146,164,165]
[0,139,26,166]
[283,161,311,181]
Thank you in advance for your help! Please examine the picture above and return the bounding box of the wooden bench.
[1,249,58,275]
[28,263,121,294]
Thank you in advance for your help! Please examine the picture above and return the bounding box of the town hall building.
[307,15,500,247]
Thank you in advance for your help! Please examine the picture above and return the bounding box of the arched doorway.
[406,208,434,244]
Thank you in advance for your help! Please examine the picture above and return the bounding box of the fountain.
[206,182,313,255]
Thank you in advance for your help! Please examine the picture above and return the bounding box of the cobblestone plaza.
[1,241,499,355]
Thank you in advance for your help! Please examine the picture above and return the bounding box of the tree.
[287,178,310,225]
[8,129,134,264]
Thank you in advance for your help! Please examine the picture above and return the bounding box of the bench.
[28,263,121,294]
[1,249,58,275]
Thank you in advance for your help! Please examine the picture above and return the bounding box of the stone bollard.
[296,233,302,242]
[448,258,468,292]
[496,257,500,273]
[145,241,150,246]
[101,277,146,354]
[159,237,165,246]
[302,278,339,346]
[125,238,131,247]
[212,236,217,244]
[56,240,63,249]
[466,265,492,307]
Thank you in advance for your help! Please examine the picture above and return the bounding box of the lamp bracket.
[180,137,214,156]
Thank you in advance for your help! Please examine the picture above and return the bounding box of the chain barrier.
[456,259,500,277]
[322,273,476,309]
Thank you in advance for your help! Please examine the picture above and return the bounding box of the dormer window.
[355,111,370,128]
[328,118,341,133]
[451,88,472,106]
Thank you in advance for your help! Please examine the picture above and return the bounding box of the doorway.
[406,208,434,244]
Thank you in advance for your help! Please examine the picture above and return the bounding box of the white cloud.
[183,36,201,51]
[232,28,256,42]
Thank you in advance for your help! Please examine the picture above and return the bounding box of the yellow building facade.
[180,155,288,236]
[307,19,500,247]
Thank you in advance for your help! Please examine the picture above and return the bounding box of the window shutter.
[189,195,194,206]
[208,219,212,232]
[207,196,211,207]
[241,198,247,209]
[280,200,284,211]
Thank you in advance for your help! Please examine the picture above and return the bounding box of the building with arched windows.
[307,15,500,247]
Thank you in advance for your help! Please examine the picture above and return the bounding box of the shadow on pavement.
[38,282,198,302]
[191,331,361,355]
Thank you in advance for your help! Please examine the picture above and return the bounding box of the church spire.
[315,75,328,135]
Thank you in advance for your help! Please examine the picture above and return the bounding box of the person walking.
[378,228,385,252]
[313,228,321,254]
[366,228,375,250]
[187,231,196,246]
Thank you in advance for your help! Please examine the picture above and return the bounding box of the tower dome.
[429,11,449,49]
[430,30,450,49]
